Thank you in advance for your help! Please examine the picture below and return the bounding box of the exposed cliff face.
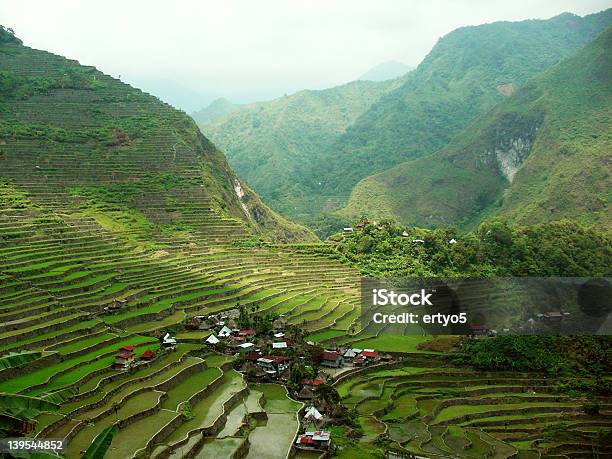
[495,136,534,182]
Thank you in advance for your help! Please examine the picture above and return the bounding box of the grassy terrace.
[335,361,612,458]
[246,384,302,459]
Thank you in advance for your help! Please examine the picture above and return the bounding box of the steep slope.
[358,60,414,81]
[341,25,612,229]
[317,10,612,198]
[0,28,362,454]
[0,28,315,243]
[203,9,612,227]
[191,97,239,124]
[201,79,402,217]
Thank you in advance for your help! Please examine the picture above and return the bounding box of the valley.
[0,5,610,459]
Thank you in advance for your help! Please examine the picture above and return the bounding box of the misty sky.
[1,1,609,111]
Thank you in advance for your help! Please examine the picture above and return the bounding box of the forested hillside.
[202,9,612,234]
[342,24,612,230]
[202,78,403,218]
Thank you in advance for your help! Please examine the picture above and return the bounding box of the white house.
[205,334,220,345]
[219,326,232,338]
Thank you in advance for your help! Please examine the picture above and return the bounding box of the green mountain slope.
[317,9,612,198]
[0,27,315,243]
[201,78,402,217]
[191,97,239,124]
[341,25,612,230]
[201,9,611,228]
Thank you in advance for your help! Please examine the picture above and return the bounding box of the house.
[106,298,127,311]
[449,238,458,244]
[113,353,133,370]
[297,385,315,399]
[239,329,256,338]
[140,350,155,361]
[361,350,379,362]
[119,345,135,356]
[343,348,362,360]
[162,333,177,348]
[469,325,491,336]
[245,350,262,362]
[304,405,323,421]
[273,317,288,330]
[412,239,425,244]
[218,326,233,338]
[302,379,324,387]
[343,227,354,234]
[272,341,287,349]
[542,311,564,322]
[296,431,331,450]
[273,332,285,339]
[237,342,255,353]
[319,351,343,368]
[205,334,220,345]
[256,355,290,373]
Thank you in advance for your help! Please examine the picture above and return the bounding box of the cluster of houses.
[204,318,292,379]
[112,333,177,371]
[317,347,388,369]
[112,345,155,370]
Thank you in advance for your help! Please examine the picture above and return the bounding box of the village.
[141,306,396,455]
[105,306,395,454]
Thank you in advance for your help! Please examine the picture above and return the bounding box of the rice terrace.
[0,3,611,459]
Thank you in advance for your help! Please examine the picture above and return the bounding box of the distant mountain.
[358,60,414,81]
[315,10,612,200]
[340,25,612,230]
[191,97,239,124]
[122,77,216,113]
[201,78,403,218]
[201,9,612,233]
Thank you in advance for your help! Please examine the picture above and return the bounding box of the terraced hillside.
[335,357,612,458]
[0,29,360,457]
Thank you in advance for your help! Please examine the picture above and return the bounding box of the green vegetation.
[455,336,612,376]
[204,10,612,234]
[327,219,611,277]
[202,79,402,223]
[342,22,612,230]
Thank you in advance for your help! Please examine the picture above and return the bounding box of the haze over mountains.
[199,9,612,237]
[357,60,414,82]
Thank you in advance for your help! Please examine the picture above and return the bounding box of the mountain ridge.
[340,24,612,230]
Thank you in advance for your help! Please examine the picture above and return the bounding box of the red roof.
[302,378,324,386]
[297,436,315,444]
[362,351,379,358]
[321,351,340,361]
[141,350,154,359]
[115,353,131,360]
[120,345,135,352]
[245,351,262,361]
[239,329,256,335]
